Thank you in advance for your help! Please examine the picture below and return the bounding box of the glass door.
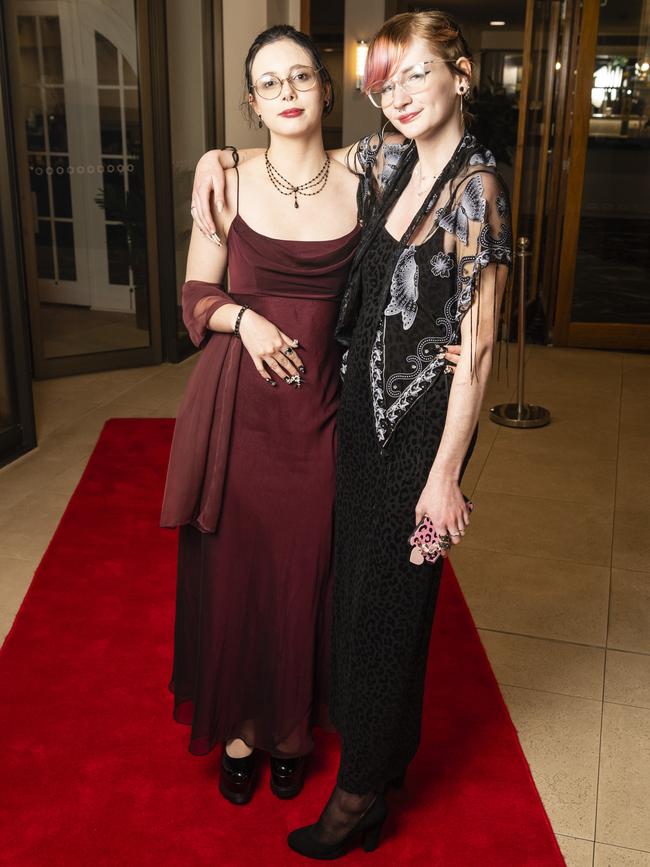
[4,0,162,377]
[0,33,36,466]
[508,0,564,339]
[554,0,650,350]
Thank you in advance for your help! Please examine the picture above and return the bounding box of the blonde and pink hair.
[363,11,473,95]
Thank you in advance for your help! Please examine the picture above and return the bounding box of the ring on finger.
[439,533,451,543]
[283,347,294,356]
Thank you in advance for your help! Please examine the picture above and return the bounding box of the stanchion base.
[489,403,551,428]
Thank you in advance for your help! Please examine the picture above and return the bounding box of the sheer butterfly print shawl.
[338,133,513,447]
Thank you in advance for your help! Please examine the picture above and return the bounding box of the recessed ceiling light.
[490,20,506,26]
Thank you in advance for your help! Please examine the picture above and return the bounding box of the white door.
[8,0,142,315]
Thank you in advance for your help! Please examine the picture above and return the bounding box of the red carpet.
[0,419,565,866]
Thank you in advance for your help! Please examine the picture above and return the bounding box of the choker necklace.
[265,150,330,208]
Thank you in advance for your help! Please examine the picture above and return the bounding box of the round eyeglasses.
[367,59,454,108]
[253,66,322,100]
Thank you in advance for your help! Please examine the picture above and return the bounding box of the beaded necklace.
[264,150,330,208]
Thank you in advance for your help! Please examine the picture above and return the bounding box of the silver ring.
[450,532,461,537]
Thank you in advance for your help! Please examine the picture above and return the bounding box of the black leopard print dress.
[330,223,479,794]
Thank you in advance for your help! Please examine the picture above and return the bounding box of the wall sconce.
[355,40,368,90]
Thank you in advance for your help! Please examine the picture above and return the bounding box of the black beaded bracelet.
[233,304,249,338]
[223,145,239,167]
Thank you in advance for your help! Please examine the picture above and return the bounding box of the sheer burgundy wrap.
[160,280,239,533]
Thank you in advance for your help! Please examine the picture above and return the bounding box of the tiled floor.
[1,344,649,867]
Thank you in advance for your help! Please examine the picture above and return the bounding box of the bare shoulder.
[237,152,266,179]
[328,156,362,199]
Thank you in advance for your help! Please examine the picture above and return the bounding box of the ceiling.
[311,0,647,43]
[397,0,526,29]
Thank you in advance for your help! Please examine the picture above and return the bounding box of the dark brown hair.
[243,25,334,126]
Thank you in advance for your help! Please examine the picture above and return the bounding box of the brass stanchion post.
[490,237,550,428]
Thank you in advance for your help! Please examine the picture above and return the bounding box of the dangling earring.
[258,114,263,129]
[459,86,466,117]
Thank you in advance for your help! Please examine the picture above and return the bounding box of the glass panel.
[95,32,118,85]
[99,88,123,154]
[40,17,63,84]
[0,323,18,436]
[105,223,130,285]
[36,220,55,279]
[23,86,45,150]
[100,158,126,221]
[51,155,72,217]
[45,87,68,152]
[571,4,650,324]
[122,57,137,87]
[9,3,152,365]
[54,221,76,280]
[29,154,50,217]
[123,88,141,153]
[17,16,38,84]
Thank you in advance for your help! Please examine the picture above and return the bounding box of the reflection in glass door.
[0,23,36,466]
[554,0,650,350]
[5,0,160,376]
[509,0,563,340]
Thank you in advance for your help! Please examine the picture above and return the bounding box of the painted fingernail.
[210,233,221,245]
[298,366,305,374]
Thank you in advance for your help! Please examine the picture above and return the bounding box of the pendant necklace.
[413,164,439,197]
[265,150,330,208]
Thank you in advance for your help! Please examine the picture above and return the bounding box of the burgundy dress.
[165,212,361,758]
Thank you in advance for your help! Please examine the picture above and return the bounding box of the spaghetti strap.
[234,164,240,216]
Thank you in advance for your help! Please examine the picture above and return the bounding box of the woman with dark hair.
[160,24,365,806]
[189,12,501,857]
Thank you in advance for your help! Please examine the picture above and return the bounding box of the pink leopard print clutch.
[408,500,475,565]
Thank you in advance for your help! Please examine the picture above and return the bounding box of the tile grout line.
[557,834,650,859]
[477,626,650,657]
[495,678,650,713]
[591,354,624,866]
[477,626,608,652]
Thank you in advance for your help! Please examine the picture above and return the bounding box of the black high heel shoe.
[219,747,256,805]
[287,788,388,860]
[270,755,306,799]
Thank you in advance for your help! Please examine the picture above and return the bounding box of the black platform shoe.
[270,755,306,799]
[287,790,388,860]
[219,748,256,805]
